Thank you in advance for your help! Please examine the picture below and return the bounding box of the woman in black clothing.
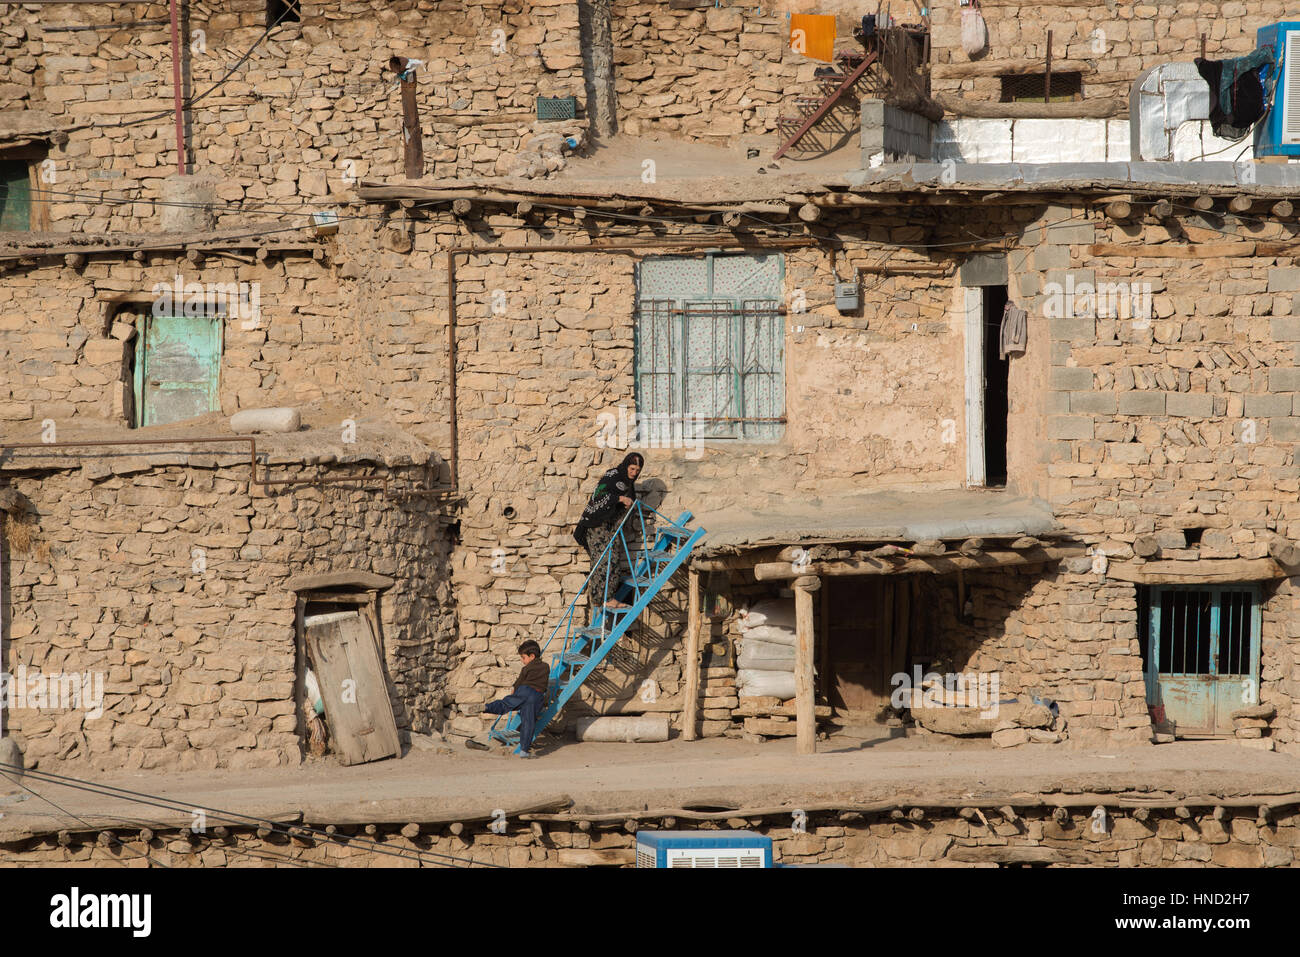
[574,452,644,609]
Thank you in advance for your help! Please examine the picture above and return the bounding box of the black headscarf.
[574,452,644,546]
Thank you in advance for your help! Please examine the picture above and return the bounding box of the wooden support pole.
[819,579,831,701]
[681,569,702,741]
[389,57,424,180]
[793,575,820,755]
[1228,195,1254,214]
[1273,199,1294,219]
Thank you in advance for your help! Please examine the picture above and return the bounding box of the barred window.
[999,71,1082,103]
[634,253,785,442]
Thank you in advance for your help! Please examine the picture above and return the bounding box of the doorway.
[962,283,1010,488]
[824,577,914,720]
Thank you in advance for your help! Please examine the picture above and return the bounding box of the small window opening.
[1000,71,1082,103]
[268,0,301,25]
[1185,527,1205,546]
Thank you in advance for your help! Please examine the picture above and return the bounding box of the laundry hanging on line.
[999,301,1027,359]
[1194,48,1276,140]
[789,13,836,63]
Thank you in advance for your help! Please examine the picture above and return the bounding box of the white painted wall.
[934,116,1252,165]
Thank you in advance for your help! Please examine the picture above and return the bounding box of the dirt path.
[3,736,1298,840]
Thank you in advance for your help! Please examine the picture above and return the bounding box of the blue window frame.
[634,253,785,442]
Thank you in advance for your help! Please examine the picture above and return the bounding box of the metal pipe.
[0,436,389,493]
[443,235,816,491]
[169,0,185,174]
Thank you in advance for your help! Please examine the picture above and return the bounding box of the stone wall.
[930,1,1282,104]
[4,803,1296,867]
[0,252,389,430]
[8,0,583,231]
[1,456,452,771]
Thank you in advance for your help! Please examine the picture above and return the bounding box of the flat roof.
[691,487,1064,556]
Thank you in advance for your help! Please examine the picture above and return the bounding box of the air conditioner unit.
[634,831,772,868]
[1255,22,1300,156]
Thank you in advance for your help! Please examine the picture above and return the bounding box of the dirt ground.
[2,732,1298,840]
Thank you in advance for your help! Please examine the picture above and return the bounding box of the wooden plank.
[753,546,1084,580]
[681,568,701,741]
[818,582,831,701]
[1105,558,1284,585]
[735,702,832,718]
[305,611,401,766]
[934,94,1126,118]
[558,848,637,866]
[932,58,1097,78]
[794,579,817,755]
[1087,241,1256,259]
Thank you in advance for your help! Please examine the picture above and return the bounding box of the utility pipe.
[169,0,185,174]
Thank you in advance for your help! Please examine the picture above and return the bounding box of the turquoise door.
[133,314,222,426]
[1145,585,1261,736]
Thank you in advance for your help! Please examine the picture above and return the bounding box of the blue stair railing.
[487,499,706,749]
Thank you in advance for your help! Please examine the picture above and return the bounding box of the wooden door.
[133,313,222,426]
[826,577,910,718]
[305,610,400,765]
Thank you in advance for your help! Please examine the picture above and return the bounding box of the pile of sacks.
[734,599,799,700]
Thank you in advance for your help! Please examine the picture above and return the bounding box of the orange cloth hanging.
[789,13,836,63]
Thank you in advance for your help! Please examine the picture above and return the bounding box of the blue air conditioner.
[1255,22,1300,156]
[634,831,772,868]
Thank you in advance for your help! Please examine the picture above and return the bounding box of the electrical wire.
[61,0,304,134]
[0,766,170,868]
[0,760,501,868]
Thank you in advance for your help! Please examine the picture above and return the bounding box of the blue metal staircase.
[488,499,706,749]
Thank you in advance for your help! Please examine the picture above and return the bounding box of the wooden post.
[1044,30,1052,104]
[681,568,702,741]
[793,575,820,755]
[818,579,831,701]
[389,57,424,180]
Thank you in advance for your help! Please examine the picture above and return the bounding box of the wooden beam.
[752,546,1084,581]
[932,58,1097,79]
[1104,558,1284,585]
[1087,241,1255,259]
[934,94,1126,119]
[793,575,819,756]
[681,569,702,742]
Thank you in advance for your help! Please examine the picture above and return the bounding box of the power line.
[0,761,501,868]
[0,766,169,868]
[62,0,303,134]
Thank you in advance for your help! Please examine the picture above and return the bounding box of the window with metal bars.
[634,253,786,442]
[1140,585,1259,677]
[999,71,1082,103]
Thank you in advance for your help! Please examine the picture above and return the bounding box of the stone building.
[1,0,1298,771]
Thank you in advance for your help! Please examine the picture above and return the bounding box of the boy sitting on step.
[483,640,549,758]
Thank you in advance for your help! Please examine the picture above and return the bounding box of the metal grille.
[1154,588,1255,676]
[634,254,785,442]
[1000,71,1082,103]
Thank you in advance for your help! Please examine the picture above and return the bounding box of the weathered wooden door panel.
[134,314,221,426]
[305,611,400,765]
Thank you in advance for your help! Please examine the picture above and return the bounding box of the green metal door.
[133,314,222,426]
[1145,585,1261,736]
